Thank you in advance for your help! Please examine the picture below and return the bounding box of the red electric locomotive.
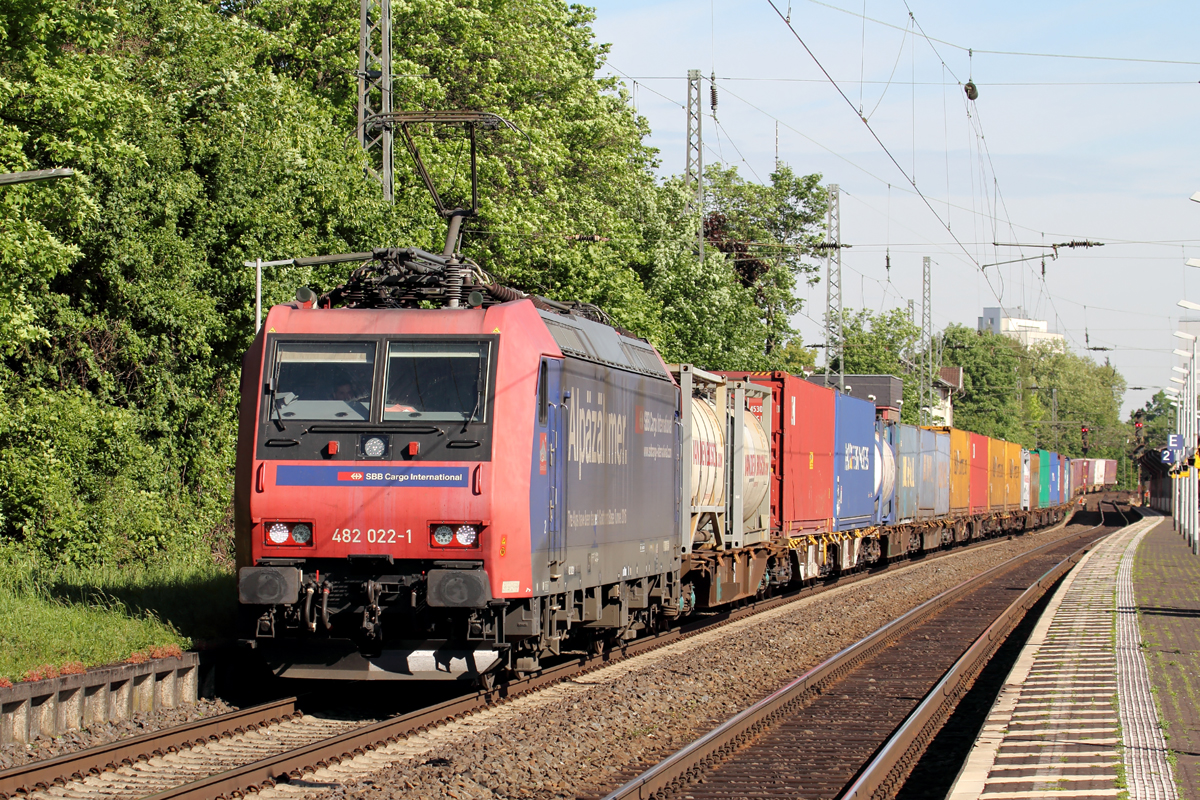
[234,248,685,683]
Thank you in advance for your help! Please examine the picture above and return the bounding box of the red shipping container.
[969,432,990,513]
[721,371,835,535]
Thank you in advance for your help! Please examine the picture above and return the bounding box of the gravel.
[0,697,237,770]
[259,519,1098,800]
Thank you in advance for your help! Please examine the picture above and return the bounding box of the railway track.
[593,503,1130,800]
[0,511,1094,800]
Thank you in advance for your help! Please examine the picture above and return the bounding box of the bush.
[0,385,233,565]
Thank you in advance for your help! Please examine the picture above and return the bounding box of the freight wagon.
[235,247,1077,685]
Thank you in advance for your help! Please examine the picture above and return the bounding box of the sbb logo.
[337,471,365,481]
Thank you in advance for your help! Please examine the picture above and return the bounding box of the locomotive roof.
[537,310,672,382]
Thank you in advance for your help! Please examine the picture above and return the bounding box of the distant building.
[978,307,1065,349]
[931,367,963,427]
[806,371,965,425]
[808,374,903,421]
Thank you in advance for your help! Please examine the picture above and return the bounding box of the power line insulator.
[964,80,979,101]
[710,73,718,115]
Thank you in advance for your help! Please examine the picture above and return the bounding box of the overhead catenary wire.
[763,0,994,286]
[604,65,1200,253]
[801,0,1200,67]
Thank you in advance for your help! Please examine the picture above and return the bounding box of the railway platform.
[948,512,1178,800]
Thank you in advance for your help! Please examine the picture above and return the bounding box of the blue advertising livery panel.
[834,393,878,531]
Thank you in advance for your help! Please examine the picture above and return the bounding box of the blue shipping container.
[1048,452,1061,505]
[895,424,919,522]
[934,430,951,516]
[834,393,878,531]
[918,427,938,518]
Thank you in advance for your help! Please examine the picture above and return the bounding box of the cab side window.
[538,360,549,426]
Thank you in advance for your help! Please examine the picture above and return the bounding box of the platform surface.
[947,513,1177,800]
[1133,519,1200,798]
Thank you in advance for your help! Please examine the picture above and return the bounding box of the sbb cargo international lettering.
[275,465,469,487]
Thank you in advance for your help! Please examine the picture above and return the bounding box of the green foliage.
[1132,390,1173,452]
[838,307,921,423]
[0,0,828,573]
[1021,344,1126,459]
[0,544,230,681]
[833,310,1130,452]
[776,337,818,374]
[938,325,1025,442]
[703,163,826,355]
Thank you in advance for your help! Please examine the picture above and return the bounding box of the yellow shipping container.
[929,426,971,513]
[1005,440,1022,511]
[988,437,1006,510]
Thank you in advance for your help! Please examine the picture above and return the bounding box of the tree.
[776,337,818,374]
[833,308,922,422]
[936,325,1025,441]
[1020,345,1127,459]
[1131,391,1174,452]
[702,163,827,356]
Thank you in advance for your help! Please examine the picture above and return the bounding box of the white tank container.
[742,414,770,523]
[689,397,771,524]
[875,432,896,509]
[690,397,724,508]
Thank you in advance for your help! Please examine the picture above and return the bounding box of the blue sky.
[588,0,1200,416]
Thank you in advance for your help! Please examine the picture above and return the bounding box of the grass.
[0,546,235,684]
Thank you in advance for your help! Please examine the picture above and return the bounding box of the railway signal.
[1081,425,1090,456]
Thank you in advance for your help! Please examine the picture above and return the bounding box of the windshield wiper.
[463,355,484,432]
[267,369,285,431]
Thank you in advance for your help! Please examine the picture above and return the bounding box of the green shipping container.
[1037,449,1051,509]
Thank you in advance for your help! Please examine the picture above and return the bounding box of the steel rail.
[841,505,1133,799]
[0,698,298,799]
[2,508,1088,800]
[140,512,1086,800]
[596,510,1120,800]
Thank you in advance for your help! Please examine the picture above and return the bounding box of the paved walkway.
[947,513,1175,800]
[1132,519,1200,799]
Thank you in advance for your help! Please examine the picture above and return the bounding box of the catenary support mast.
[921,256,933,426]
[685,69,704,264]
[358,0,393,201]
[824,184,843,391]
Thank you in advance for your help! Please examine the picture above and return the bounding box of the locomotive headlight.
[291,523,312,544]
[363,436,387,457]
[432,525,454,546]
[455,525,478,546]
[267,523,290,544]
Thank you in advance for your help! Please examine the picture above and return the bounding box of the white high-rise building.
[978,307,1066,349]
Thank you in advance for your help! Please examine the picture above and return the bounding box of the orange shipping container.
[947,428,971,513]
[1004,440,1022,511]
[988,437,1006,510]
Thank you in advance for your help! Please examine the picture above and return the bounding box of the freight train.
[234,249,1112,684]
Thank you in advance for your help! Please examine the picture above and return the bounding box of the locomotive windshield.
[270,342,376,421]
[384,341,489,422]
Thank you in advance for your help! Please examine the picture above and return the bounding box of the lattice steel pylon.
[920,255,934,426]
[685,69,704,263]
[358,0,393,201]
[824,184,843,391]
